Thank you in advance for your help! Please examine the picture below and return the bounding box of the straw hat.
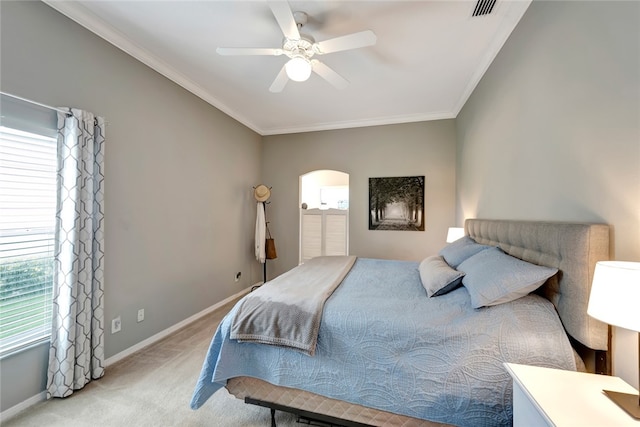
[254,184,271,202]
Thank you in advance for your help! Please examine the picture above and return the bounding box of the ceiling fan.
[216,1,377,92]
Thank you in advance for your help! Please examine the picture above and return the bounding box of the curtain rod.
[1,91,70,115]
[1,91,109,125]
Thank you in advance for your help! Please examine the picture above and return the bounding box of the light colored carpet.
[4,299,299,427]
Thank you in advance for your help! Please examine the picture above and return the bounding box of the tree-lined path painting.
[369,176,425,231]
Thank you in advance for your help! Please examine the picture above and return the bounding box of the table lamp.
[446,227,465,243]
[587,261,640,419]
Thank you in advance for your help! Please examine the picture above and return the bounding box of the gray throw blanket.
[230,256,356,355]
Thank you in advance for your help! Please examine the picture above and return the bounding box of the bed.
[190,219,610,426]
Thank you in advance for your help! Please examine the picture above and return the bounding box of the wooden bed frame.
[226,219,611,426]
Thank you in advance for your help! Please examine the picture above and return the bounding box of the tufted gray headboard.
[465,219,610,351]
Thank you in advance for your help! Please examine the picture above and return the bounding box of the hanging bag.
[265,223,277,259]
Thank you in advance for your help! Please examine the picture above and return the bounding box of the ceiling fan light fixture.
[285,56,312,82]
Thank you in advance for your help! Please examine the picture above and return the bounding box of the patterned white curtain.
[47,108,105,398]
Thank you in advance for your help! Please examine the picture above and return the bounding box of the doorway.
[299,170,349,264]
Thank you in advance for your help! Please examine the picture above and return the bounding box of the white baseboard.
[0,286,252,423]
[105,286,251,366]
[0,392,47,424]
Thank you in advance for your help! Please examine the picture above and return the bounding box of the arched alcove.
[299,170,349,264]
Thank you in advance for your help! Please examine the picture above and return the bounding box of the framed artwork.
[369,176,425,231]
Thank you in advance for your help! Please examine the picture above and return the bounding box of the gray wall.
[2,0,639,416]
[262,120,457,278]
[456,0,639,386]
[0,1,262,411]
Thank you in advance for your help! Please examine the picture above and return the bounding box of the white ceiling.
[43,0,532,136]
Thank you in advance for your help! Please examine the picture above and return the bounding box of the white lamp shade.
[446,227,465,243]
[285,56,312,82]
[587,261,640,332]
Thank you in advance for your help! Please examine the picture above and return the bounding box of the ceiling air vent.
[472,0,497,17]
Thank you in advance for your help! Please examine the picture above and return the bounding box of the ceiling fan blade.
[315,30,377,54]
[267,1,300,40]
[269,65,289,93]
[311,60,348,90]
[216,47,283,56]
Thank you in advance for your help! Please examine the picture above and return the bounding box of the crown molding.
[260,110,456,136]
[41,1,263,135]
[42,0,530,137]
[452,0,532,116]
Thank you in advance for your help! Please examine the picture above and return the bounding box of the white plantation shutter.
[325,213,347,256]
[301,214,322,262]
[300,208,348,263]
[0,126,57,355]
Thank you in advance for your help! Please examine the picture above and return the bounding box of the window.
[0,126,57,356]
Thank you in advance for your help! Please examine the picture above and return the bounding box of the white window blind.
[0,126,57,355]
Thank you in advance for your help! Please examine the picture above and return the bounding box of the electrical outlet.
[235,272,242,282]
[111,316,121,334]
[137,309,144,323]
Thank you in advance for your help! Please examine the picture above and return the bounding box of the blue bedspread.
[190,258,576,426]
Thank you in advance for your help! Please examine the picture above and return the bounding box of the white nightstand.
[505,363,640,426]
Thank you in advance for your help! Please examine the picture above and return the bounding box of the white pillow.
[419,255,465,297]
[458,247,558,308]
